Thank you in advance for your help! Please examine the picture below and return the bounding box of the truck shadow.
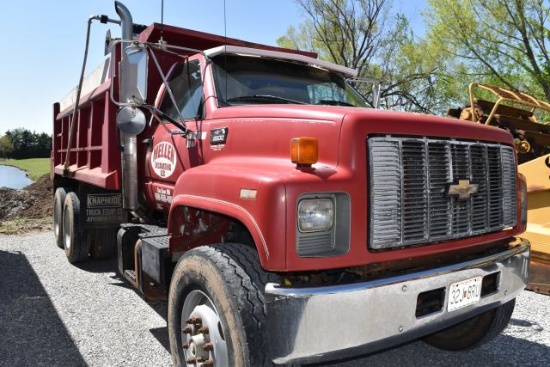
[74,257,119,274]
[0,250,87,366]
[311,331,550,366]
[75,256,171,353]
[149,325,170,352]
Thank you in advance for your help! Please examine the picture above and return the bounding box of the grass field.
[0,158,50,181]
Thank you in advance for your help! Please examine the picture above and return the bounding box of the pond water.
[0,165,33,189]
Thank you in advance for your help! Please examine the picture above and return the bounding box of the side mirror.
[116,106,146,135]
[119,44,148,105]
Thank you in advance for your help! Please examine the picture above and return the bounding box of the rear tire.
[423,299,515,350]
[63,192,90,263]
[53,187,67,249]
[168,244,274,367]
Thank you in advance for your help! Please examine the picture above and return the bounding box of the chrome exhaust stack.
[115,1,133,42]
[114,1,145,211]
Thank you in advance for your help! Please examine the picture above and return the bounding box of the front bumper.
[265,239,530,365]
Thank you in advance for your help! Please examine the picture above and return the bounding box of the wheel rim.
[54,199,61,238]
[63,209,71,251]
[180,290,228,366]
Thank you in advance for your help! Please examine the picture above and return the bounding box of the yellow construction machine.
[448,83,550,295]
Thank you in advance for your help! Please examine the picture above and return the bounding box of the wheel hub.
[181,295,228,366]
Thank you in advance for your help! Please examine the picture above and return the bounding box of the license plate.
[447,277,482,312]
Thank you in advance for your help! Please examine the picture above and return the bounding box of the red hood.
[205,105,515,171]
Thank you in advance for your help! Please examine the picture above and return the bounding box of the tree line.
[278,0,550,114]
[0,128,51,159]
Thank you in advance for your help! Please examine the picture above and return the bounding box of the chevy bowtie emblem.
[447,179,479,200]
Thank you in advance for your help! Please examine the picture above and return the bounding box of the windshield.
[211,55,368,108]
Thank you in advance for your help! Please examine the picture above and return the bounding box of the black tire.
[53,187,67,249]
[423,299,515,350]
[168,244,275,367]
[63,192,90,263]
[89,228,118,260]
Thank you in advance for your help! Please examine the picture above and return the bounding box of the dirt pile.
[0,174,53,222]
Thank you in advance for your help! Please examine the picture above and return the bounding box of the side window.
[159,60,203,121]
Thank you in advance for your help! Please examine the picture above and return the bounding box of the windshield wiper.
[226,94,307,105]
[146,104,189,134]
[316,99,354,107]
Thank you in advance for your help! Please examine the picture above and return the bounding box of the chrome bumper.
[265,240,530,365]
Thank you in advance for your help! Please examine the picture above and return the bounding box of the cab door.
[144,58,204,212]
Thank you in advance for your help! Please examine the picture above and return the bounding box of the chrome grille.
[368,136,516,250]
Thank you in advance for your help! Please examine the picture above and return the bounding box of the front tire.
[63,192,90,263]
[423,299,515,350]
[168,244,273,367]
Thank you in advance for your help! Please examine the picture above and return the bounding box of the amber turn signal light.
[291,137,318,166]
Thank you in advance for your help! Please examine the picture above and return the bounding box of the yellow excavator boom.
[519,155,550,294]
[450,83,550,295]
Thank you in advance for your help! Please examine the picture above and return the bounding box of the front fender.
[168,162,288,270]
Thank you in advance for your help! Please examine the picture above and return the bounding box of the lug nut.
[182,342,190,350]
[198,326,209,334]
[182,326,193,334]
[202,359,214,367]
[186,316,202,324]
[203,342,214,351]
[186,357,197,364]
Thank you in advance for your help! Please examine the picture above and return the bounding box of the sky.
[0,0,427,134]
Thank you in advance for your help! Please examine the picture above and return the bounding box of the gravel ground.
[1,231,549,366]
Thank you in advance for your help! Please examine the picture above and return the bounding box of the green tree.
[278,0,453,113]
[36,132,52,157]
[4,128,51,159]
[425,0,550,101]
[0,134,14,158]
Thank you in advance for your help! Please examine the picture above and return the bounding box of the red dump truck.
[52,2,530,366]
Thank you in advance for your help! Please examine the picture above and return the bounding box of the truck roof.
[204,45,358,77]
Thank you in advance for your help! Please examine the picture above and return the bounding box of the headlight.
[296,193,350,257]
[298,198,334,232]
